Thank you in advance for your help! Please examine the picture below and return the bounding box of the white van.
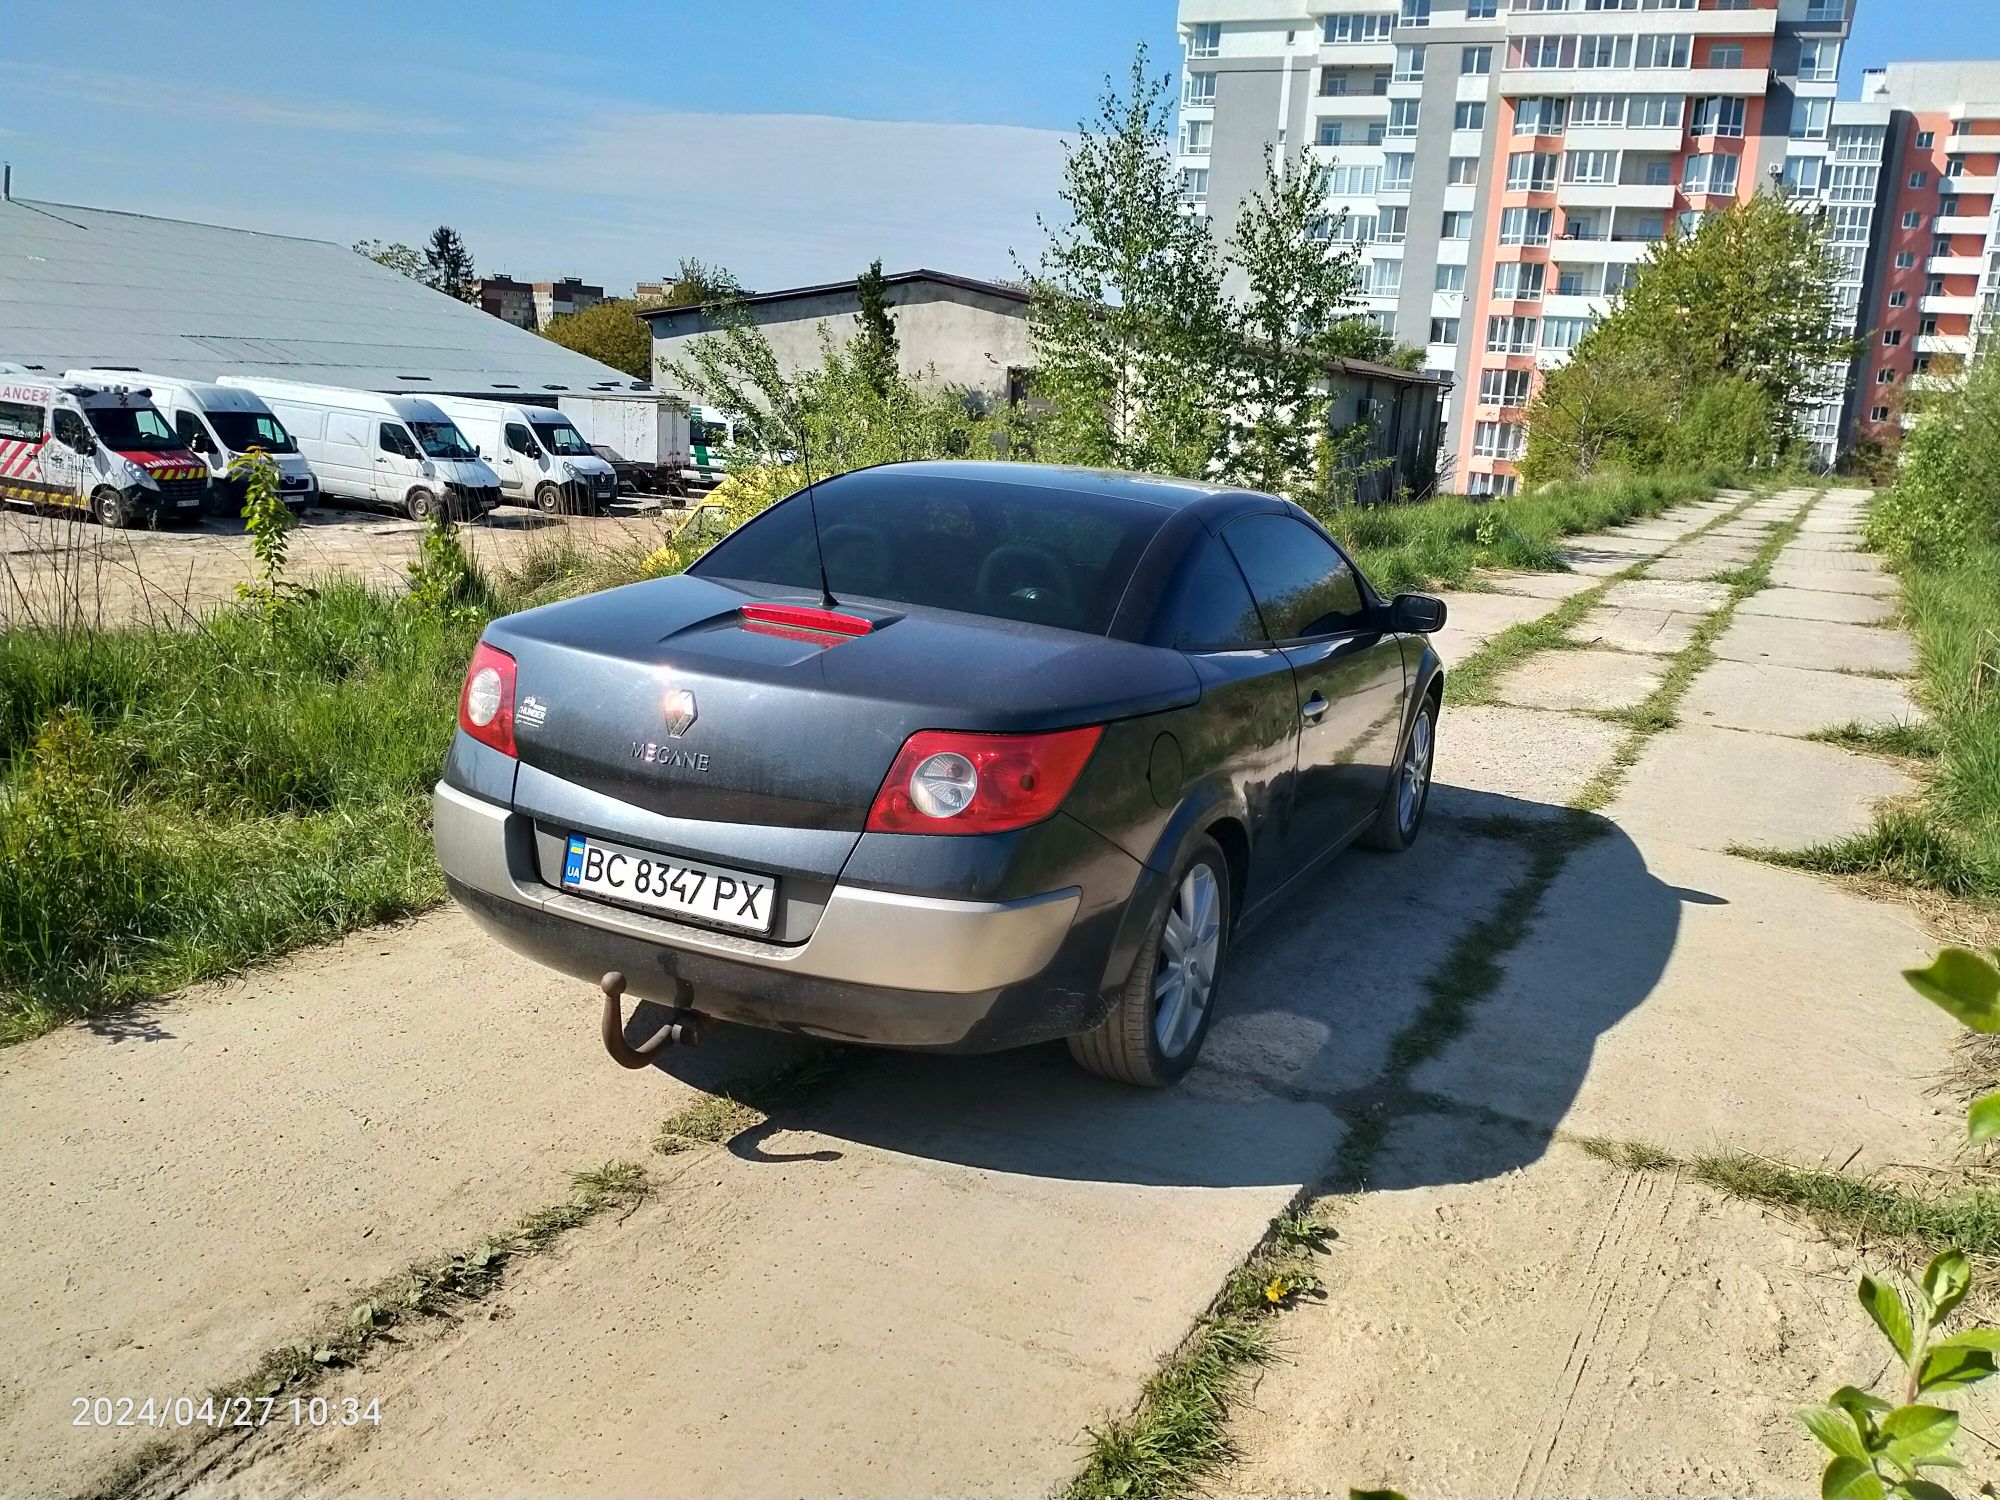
[0,376,209,527]
[429,396,618,514]
[65,371,316,515]
[215,377,500,520]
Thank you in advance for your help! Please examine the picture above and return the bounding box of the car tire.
[535,482,564,515]
[1067,836,1231,1088]
[407,489,439,523]
[1362,693,1437,853]
[91,487,134,529]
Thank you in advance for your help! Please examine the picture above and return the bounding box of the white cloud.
[0,63,460,135]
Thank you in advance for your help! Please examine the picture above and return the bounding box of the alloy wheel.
[1399,708,1434,836]
[1154,862,1222,1058]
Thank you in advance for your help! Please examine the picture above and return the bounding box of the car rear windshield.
[690,472,1171,636]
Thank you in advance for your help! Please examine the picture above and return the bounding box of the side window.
[0,399,42,442]
[1152,531,1268,652]
[504,423,537,456]
[379,422,415,458]
[174,410,212,453]
[53,409,92,449]
[1222,513,1367,640]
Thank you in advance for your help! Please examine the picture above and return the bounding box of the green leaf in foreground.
[1921,1251,1971,1324]
[1967,1092,2000,1144]
[1821,1454,1885,1500]
[1859,1274,1915,1363]
[1801,1406,1871,1461]
[1902,949,2000,1033]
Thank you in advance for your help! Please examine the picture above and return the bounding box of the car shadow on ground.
[633,783,1699,1196]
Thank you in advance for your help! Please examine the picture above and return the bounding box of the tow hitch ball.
[598,971,702,1068]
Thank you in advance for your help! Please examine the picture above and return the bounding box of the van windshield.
[529,417,593,457]
[84,404,181,453]
[409,420,476,460]
[207,410,297,454]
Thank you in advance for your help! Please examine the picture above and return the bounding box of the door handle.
[1301,693,1330,726]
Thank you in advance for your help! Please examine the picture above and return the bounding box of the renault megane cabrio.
[435,461,1446,1086]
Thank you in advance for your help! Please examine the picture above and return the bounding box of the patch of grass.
[1328,470,1734,597]
[89,1160,647,1500]
[1807,720,1942,759]
[1783,545,2000,905]
[1566,1133,1678,1172]
[1443,580,1624,707]
[1066,1215,1328,1500]
[654,1049,859,1154]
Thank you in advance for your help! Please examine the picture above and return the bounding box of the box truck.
[65,370,316,515]
[428,396,618,514]
[217,378,500,520]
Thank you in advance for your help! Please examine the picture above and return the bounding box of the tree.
[353,239,424,280]
[639,258,738,309]
[1220,149,1373,499]
[542,299,653,381]
[1520,190,1857,481]
[1017,44,1232,476]
[422,225,477,303]
[853,259,901,399]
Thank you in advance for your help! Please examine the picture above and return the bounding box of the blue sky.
[0,0,1984,294]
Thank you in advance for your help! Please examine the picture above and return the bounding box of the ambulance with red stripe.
[0,378,210,527]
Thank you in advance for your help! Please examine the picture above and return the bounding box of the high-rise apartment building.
[1850,62,2000,435]
[1177,0,1857,492]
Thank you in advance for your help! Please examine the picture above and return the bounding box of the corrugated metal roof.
[0,198,652,397]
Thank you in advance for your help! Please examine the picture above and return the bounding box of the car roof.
[837,460,1284,522]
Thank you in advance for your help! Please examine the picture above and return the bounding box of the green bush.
[1867,356,2000,566]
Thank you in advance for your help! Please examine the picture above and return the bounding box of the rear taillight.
[458,640,517,757]
[865,726,1103,835]
[738,602,875,641]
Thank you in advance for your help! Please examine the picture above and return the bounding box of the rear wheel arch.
[1201,814,1250,930]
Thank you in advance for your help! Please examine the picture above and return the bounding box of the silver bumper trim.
[434,782,1081,993]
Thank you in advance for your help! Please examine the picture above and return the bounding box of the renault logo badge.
[662,688,698,738]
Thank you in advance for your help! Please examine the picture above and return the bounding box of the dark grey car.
[435,461,1445,1085]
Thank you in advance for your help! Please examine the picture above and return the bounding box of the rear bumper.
[434,782,1110,1050]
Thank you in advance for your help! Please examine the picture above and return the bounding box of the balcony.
[1916,333,1975,356]
[1551,235,1654,261]
[1508,8,1773,35]
[1919,293,1983,316]
[1314,93,1392,114]
[1318,41,1398,67]
[1560,123,1685,154]
[1558,180,1674,209]
[1543,292,1606,318]
[1929,255,1987,277]
[1935,215,1995,236]
[1942,174,1999,196]
[1499,66,1766,99]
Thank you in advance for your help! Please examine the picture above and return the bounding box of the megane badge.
[662,688,698,738]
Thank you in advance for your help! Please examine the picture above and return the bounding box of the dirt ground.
[2,486,1978,1499]
[0,498,688,628]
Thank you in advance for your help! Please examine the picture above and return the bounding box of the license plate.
[561,834,775,934]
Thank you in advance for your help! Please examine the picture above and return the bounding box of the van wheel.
[406,489,438,522]
[535,482,564,515]
[1067,837,1230,1088]
[91,487,135,529]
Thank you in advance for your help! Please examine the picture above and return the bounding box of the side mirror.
[1389,592,1447,634]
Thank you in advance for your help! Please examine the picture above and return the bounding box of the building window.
[1945,155,1966,177]
[1183,72,1215,107]
[1468,471,1518,496]
[1921,316,1939,335]
[1708,42,1743,68]
[1896,250,1915,268]
[1462,44,1493,74]
[1433,265,1466,295]
[1933,235,1952,258]
[1395,44,1426,80]
[1927,275,1945,295]
[1454,100,1486,131]
[1882,329,1902,346]
[1507,151,1559,191]
[1915,129,1935,148]
[1689,96,1746,137]
[1384,154,1416,189]
[1430,316,1461,344]
[1562,149,1618,184]
[1479,368,1535,406]
[1187,22,1221,57]
[1909,169,1928,189]
[1500,207,1554,244]
[1180,169,1209,206]
[1399,0,1432,26]
[1182,119,1212,155]
[1389,99,1422,137]
[1803,0,1843,17]
[1940,196,1960,217]
[1682,153,1739,196]
[1448,155,1480,185]
[1492,261,1547,300]
[1888,290,1907,308]
[1465,0,1498,16]
[1902,211,1924,229]
[1370,259,1404,297]
[1797,37,1839,81]
[1515,97,1566,134]
[1780,155,1823,197]
[1876,367,1897,384]
[1377,206,1410,242]
[1791,98,1832,140]
[1442,210,1474,239]
[1320,163,1384,196]
[1541,315,1593,349]
[1870,405,1890,421]
[1472,421,1527,460]
[1635,34,1690,68]
[1914,354,1932,374]
[1486,315,1539,352]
